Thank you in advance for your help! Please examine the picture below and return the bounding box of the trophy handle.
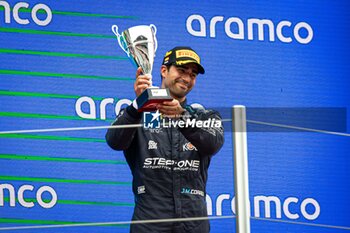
[150,24,158,52]
[111,25,129,55]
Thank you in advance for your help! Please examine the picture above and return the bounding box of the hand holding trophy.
[111,24,172,112]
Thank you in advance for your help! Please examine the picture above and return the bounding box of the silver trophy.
[111,24,172,112]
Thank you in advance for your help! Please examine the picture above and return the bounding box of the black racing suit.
[105,101,224,233]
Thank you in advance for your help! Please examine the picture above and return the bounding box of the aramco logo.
[186,14,313,44]
[0,1,52,26]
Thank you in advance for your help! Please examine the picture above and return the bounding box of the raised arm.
[106,67,151,150]
[105,106,142,151]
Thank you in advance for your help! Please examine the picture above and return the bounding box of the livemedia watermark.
[142,107,347,133]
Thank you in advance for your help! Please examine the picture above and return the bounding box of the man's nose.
[181,75,191,83]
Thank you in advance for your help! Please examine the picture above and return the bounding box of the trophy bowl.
[112,24,172,112]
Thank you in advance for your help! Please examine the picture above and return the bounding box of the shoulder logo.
[183,142,198,151]
[148,140,158,150]
[137,186,146,194]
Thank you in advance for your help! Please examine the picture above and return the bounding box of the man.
[106,46,224,233]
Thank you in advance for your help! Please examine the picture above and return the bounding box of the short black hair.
[160,64,171,81]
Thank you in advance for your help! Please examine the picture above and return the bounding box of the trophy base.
[136,88,173,112]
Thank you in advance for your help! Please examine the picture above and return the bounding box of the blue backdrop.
[0,0,349,232]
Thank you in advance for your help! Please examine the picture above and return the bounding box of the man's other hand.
[157,99,185,118]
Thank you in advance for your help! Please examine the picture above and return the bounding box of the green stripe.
[0,27,115,38]
[0,154,126,165]
[0,69,133,81]
[0,134,105,143]
[0,48,127,60]
[57,200,134,207]
[0,90,82,99]
[52,10,138,19]
[0,90,108,100]
[0,218,79,225]
[0,218,129,228]
[0,7,138,20]
[2,197,134,207]
[0,111,114,123]
[0,175,131,185]
[0,112,83,120]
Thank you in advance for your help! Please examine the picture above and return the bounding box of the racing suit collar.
[180,98,187,108]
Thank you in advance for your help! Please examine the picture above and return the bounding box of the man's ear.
[160,65,168,79]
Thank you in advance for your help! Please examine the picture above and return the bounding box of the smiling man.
[106,46,224,233]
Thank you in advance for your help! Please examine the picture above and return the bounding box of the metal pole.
[232,105,251,233]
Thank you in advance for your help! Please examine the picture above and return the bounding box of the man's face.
[161,63,198,99]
